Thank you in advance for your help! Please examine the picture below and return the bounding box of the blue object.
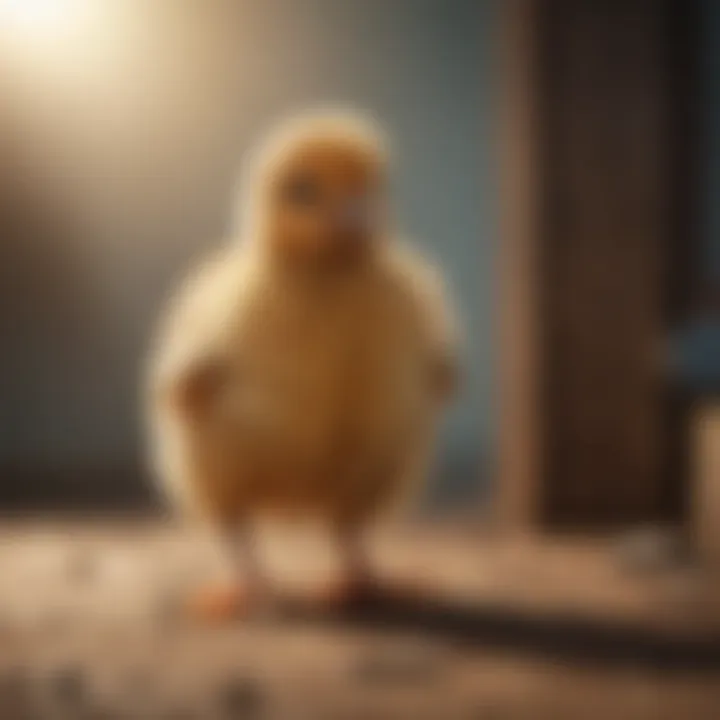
[672,319,720,394]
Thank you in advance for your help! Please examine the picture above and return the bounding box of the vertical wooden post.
[496,0,545,532]
[495,0,695,531]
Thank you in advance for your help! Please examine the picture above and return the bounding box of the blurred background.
[0,0,492,512]
[1,0,720,717]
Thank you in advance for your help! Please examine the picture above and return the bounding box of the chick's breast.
[149,246,453,524]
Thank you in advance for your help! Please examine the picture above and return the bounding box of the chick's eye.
[282,173,321,207]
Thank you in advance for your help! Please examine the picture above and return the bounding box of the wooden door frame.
[495,0,702,532]
[496,0,546,532]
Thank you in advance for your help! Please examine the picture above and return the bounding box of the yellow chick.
[147,110,459,619]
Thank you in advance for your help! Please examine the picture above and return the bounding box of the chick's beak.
[332,198,374,242]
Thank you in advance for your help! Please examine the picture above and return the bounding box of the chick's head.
[244,111,389,267]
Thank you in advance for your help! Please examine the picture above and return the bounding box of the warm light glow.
[0,0,88,43]
[0,0,132,87]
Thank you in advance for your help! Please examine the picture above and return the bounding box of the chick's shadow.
[283,590,720,673]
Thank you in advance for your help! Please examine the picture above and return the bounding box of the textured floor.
[0,519,719,719]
